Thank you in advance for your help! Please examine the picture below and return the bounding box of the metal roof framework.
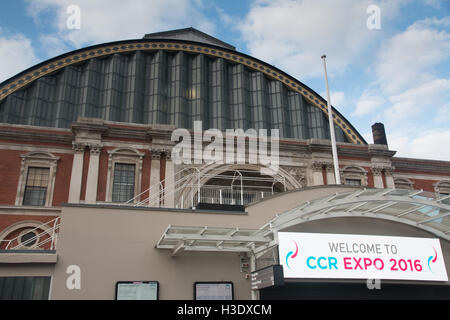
[156,188,450,256]
[0,39,365,144]
[259,188,450,242]
[156,225,275,257]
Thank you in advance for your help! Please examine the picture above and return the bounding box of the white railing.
[123,167,285,209]
[0,217,60,251]
[196,185,274,206]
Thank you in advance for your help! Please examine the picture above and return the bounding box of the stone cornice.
[393,158,450,175]
[0,128,72,145]
[368,144,397,157]
[71,118,108,137]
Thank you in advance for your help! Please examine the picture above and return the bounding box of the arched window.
[0,220,58,250]
[394,178,414,190]
[340,166,367,186]
[434,180,450,198]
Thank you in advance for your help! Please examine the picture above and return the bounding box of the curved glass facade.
[0,49,348,142]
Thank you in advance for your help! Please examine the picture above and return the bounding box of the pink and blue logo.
[285,240,299,270]
[427,247,438,272]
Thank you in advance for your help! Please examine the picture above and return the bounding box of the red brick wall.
[79,149,90,201]
[95,147,152,202]
[96,148,111,202]
[0,150,23,205]
[0,148,74,206]
[408,179,438,192]
[320,167,326,184]
[365,167,374,188]
[0,215,56,232]
[52,153,73,206]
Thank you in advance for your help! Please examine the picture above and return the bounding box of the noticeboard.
[115,281,159,300]
[251,265,284,290]
[194,282,234,300]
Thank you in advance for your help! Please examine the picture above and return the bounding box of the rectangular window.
[112,163,136,203]
[23,167,50,206]
[0,277,51,300]
[345,179,362,186]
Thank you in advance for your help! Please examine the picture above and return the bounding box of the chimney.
[371,122,388,146]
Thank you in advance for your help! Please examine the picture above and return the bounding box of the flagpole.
[321,54,341,184]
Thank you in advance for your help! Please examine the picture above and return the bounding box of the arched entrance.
[175,164,303,208]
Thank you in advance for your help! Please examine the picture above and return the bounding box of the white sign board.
[278,232,448,282]
[194,282,233,300]
[116,281,158,300]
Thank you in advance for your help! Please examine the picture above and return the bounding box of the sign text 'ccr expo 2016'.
[279,232,448,282]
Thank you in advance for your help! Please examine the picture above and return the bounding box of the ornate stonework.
[283,166,307,188]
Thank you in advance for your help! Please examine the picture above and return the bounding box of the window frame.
[0,276,51,300]
[344,178,362,186]
[394,178,414,190]
[106,148,144,203]
[111,163,137,203]
[434,180,450,198]
[22,167,50,206]
[340,166,368,187]
[18,229,39,249]
[15,152,59,207]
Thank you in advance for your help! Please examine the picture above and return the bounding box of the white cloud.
[320,91,345,109]
[423,0,447,9]
[435,102,450,124]
[374,18,450,94]
[354,90,385,116]
[388,129,450,161]
[0,32,39,83]
[238,0,406,80]
[351,15,450,144]
[385,78,450,122]
[25,0,216,50]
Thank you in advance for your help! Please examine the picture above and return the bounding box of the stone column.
[68,143,85,203]
[311,161,324,186]
[149,150,161,207]
[164,152,175,208]
[384,167,395,188]
[70,118,107,203]
[325,164,336,185]
[85,144,102,204]
[371,166,384,188]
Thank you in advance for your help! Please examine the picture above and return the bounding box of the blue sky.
[0,0,449,160]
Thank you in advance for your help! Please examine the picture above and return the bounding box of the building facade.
[0,28,449,300]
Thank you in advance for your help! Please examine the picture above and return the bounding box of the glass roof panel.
[424,221,450,233]
[387,189,410,196]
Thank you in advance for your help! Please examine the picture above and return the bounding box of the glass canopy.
[157,188,450,256]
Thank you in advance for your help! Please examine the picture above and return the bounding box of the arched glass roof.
[0,37,366,144]
[260,188,450,241]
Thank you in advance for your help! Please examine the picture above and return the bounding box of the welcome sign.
[278,232,448,282]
